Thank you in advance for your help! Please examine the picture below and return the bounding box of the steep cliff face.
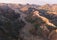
[0,5,26,40]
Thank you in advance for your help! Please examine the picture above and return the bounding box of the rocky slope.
[0,3,57,40]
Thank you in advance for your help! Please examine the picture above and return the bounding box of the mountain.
[0,3,57,40]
